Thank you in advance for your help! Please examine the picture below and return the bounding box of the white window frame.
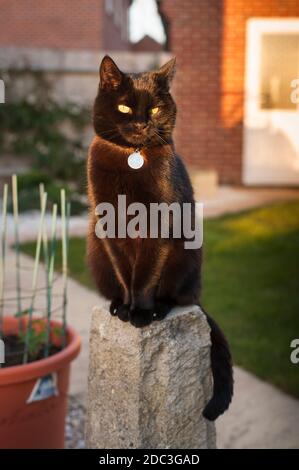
[243,18,299,185]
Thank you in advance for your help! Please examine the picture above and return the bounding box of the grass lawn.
[20,199,299,397]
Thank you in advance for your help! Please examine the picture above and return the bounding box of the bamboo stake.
[39,184,49,261]
[23,192,47,363]
[39,183,49,319]
[0,184,8,344]
[66,202,71,251]
[48,204,58,294]
[12,175,22,332]
[44,203,57,358]
[61,190,68,348]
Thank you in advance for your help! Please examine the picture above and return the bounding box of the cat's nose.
[134,122,147,131]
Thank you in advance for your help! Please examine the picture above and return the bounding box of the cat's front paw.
[117,304,130,322]
[152,300,174,321]
[109,299,121,316]
[109,300,130,322]
[129,307,153,328]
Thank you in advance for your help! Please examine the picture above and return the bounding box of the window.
[105,0,128,40]
[105,0,114,15]
[121,3,128,40]
[114,0,122,27]
[260,33,299,110]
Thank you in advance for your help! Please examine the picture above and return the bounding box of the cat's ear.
[156,57,176,88]
[100,55,123,90]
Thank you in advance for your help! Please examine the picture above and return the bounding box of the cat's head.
[93,55,176,148]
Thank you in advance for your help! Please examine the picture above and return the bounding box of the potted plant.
[0,176,81,449]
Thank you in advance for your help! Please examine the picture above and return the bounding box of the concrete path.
[217,367,299,449]
[199,186,299,218]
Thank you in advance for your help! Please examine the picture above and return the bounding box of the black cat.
[87,55,233,420]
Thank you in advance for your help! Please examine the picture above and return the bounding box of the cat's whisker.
[98,129,121,140]
[98,128,119,136]
[158,129,173,135]
[153,134,169,147]
[152,130,172,149]
[151,131,176,160]
[157,134,170,145]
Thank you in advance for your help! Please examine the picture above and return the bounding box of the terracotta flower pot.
[0,316,81,449]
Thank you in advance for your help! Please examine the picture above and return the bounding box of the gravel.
[65,395,86,449]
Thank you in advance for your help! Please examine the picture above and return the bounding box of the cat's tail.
[200,306,234,421]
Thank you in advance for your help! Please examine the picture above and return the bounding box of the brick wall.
[161,0,299,184]
[0,0,130,51]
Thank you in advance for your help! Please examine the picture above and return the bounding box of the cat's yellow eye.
[151,107,159,115]
[118,104,132,114]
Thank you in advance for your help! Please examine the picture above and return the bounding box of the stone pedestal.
[85,304,216,449]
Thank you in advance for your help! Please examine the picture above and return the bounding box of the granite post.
[85,304,216,449]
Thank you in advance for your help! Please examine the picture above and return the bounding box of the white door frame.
[243,18,299,185]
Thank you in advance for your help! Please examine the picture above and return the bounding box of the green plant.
[0,175,70,365]
[7,171,86,214]
[18,320,47,358]
[0,69,90,212]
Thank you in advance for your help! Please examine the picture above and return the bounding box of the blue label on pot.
[27,373,59,404]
